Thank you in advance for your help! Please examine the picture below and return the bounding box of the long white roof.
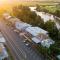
[25,27,48,36]
[15,22,32,30]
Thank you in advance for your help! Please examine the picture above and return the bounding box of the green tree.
[54,10,60,17]
[12,5,44,28]
[35,15,44,28]
[44,20,59,40]
[36,4,41,12]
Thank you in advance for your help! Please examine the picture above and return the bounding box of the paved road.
[0,20,45,60]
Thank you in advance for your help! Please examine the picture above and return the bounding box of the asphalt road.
[0,20,45,60]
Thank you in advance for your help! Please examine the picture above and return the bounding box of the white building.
[15,22,32,30]
[25,27,48,36]
[25,26,54,48]
[0,43,8,60]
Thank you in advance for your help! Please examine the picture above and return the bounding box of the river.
[29,7,60,30]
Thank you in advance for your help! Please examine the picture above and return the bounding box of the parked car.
[13,29,19,33]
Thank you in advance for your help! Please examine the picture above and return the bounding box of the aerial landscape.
[0,0,60,60]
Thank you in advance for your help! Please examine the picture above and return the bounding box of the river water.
[29,7,60,30]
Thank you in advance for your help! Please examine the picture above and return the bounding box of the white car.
[23,40,26,43]
[13,29,19,33]
[25,43,29,46]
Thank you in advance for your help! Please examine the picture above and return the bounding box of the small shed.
[32,37,41,44]
[0,33,5,43]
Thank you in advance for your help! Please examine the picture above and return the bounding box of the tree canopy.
[12,5,44,28]
[44,20,59,40]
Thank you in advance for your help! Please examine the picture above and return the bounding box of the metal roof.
[15,22,32,30]
[25,27,48,36]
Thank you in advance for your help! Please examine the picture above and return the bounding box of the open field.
[16,1,59,6]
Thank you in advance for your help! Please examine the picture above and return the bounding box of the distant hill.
[34,0,60,3]
[0,0,60,11]
[19,0,60,3]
